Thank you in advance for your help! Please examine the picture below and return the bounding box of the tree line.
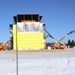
[67,39,75,48]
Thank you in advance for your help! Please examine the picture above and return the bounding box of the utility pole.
[16,24,18,75]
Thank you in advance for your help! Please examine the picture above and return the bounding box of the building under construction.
[9,14,46,50]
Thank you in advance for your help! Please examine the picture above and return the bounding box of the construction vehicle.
[45,29,75,49]
[0,40,11,50]
[0,43,4,50]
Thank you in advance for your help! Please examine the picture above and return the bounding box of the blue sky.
[0,0,75,43]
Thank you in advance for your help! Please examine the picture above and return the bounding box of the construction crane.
[45,29,75,49]
[45,29,62,45]
[59,30,75,41]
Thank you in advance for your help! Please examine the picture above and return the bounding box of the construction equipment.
[0,40,11,50]
[59,30,75,41]
[45,29,75,49]
[0,43,4,50]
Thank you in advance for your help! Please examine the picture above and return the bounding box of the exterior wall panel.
[13,25,44,50]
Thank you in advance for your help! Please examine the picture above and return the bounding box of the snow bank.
[0,54,75,75]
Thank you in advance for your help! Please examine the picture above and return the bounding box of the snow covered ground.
[0,50,75,75]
